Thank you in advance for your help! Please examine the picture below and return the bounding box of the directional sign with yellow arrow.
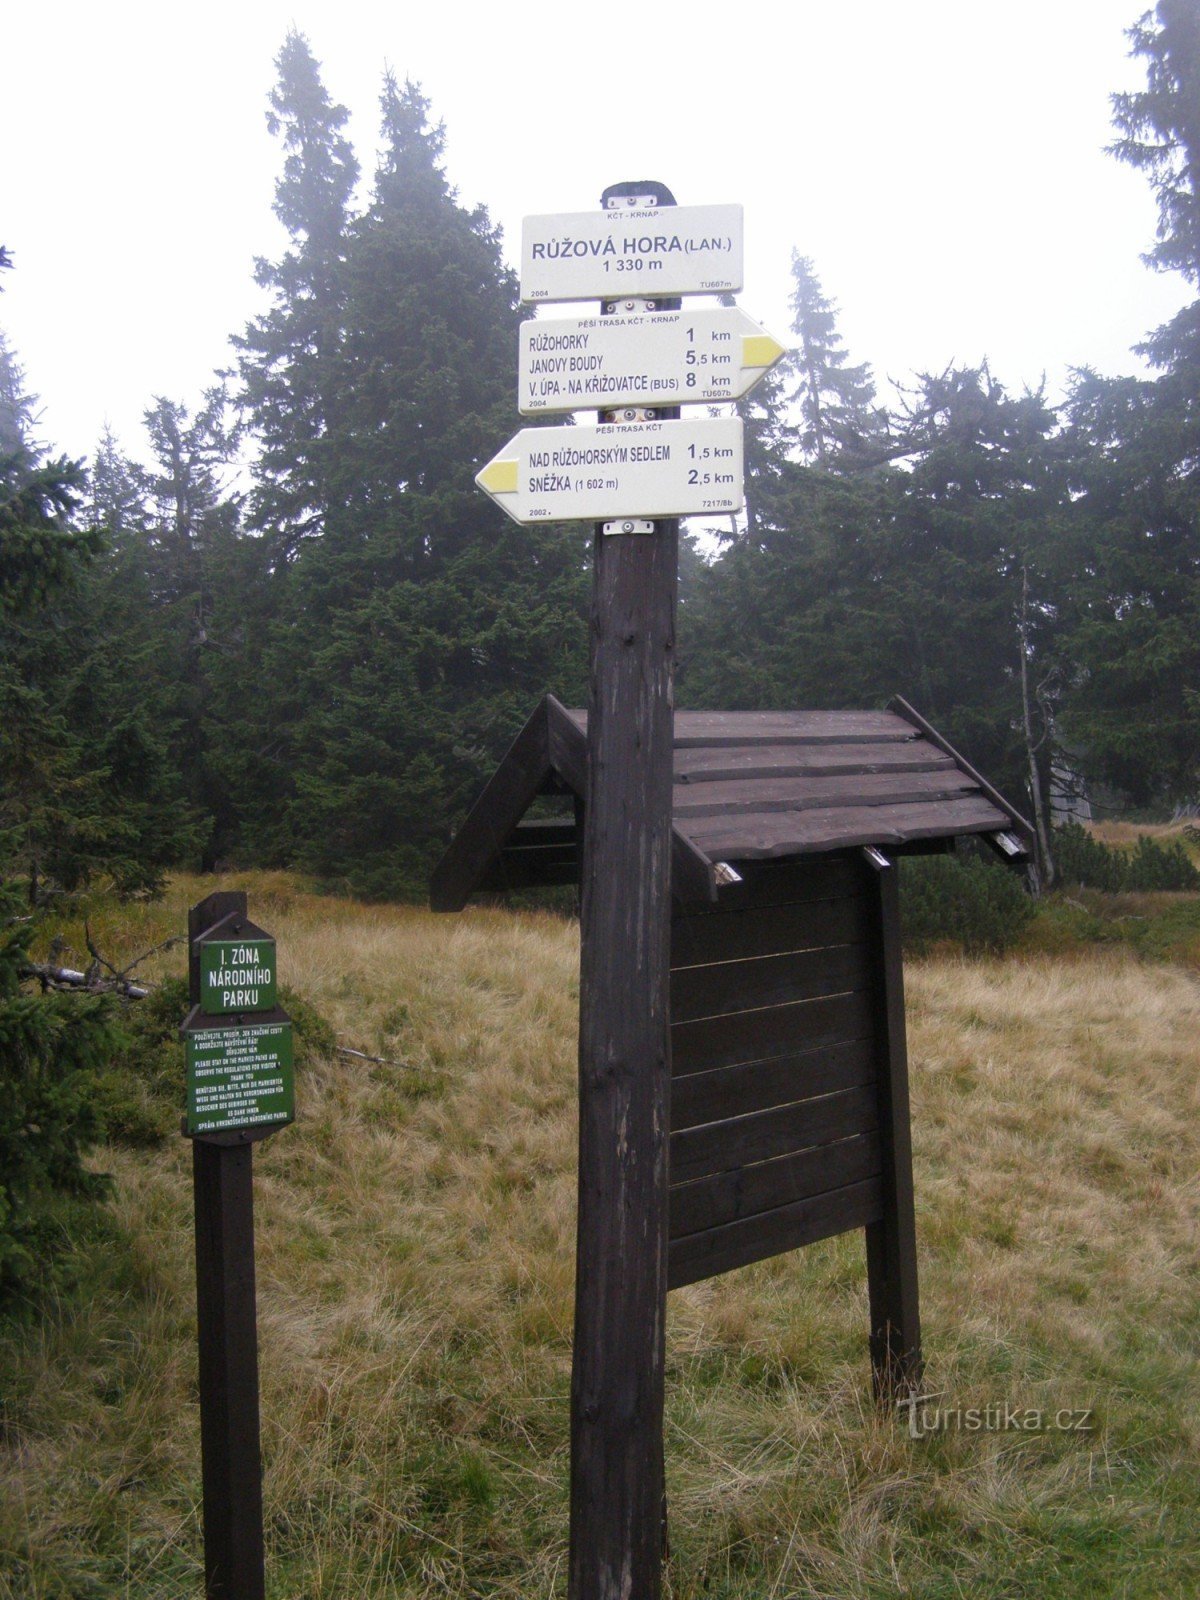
[476,416,743,524]
[519,307,787,415]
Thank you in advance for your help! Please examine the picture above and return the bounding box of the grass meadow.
[2,869,1198,1598]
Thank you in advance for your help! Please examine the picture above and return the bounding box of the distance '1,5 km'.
[686,439,737,487]
[476,416,745,524]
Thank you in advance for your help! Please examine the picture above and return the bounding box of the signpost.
[181,891,293,1600]
[476,415,744,523]
[520,202,742,302]
[478,179,781,1600]
[518,307,785,413]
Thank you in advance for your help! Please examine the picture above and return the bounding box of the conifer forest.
[4,12,1200,1596]
[3,15,1199,908]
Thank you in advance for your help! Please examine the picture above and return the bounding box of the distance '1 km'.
[518,307,785,414]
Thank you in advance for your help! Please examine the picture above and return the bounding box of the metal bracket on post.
[602,518,656,536]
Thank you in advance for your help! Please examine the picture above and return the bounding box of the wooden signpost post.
[181,891,293,1600]
[478,182,783,1600]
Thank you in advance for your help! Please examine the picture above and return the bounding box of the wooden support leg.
[193,1141,266,1600]
[862,853,923,1400]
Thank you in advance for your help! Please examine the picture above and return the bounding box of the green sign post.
[199,935,278,1016]
[186,1020,293,1136]
[181,891,295,1600]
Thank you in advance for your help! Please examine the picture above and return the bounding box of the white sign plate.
[476,417,743,524]
[519,308,786,414]
[521,205,743,304]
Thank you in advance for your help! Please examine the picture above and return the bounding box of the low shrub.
[900,852,1035,956]
[1,882,118,1309]
[1053,821,1200,893]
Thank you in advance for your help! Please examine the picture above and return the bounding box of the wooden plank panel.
[670,1083,879,1184]
[668,1177,883,1289]
[672,989,872,1077]
[683,798,1010,860]
[890,695,1035,853]
[670,1132,882,1239]
[674,742,954,784]
[672,893,869,968]
[672,1037,875,1128]
[672,767,978,817]
[670,942,867,1024]
[682,856,860,916]
[565,707,916,747]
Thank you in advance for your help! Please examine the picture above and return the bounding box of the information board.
[476,416,744,523]
[186,1021,294,1135]
[521,204,742,303]
[518,307,785,413]
[200,937,278,1015]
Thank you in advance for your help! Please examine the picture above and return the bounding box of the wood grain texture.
[671,1037,876,1129]
[674,741,956,784]
[670,1083,879,1184]
[668,1177,883,1289]
[570,517,678,1600]
[862,858,923,1399]
[670,942,868,1024]
[192,1142,266,1600]
[567,707,916,747]
[670,1131,882,1238]
[671,893,869,967]
[889,695,1036,854]
[684,798,1009,860]
[672,990,873,1078]
[671,767,979,817]
[683,857,860,915]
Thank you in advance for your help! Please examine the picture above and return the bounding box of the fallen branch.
[21,926,186,1000]
[22,961,149,998]
[335,1045,408,1068]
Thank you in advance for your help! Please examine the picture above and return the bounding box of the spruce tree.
[1049,2,1200,805]
[787,253,886,467]
[247,60,589,896]
[235,28,360,557]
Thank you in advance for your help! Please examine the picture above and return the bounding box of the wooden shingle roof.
[429,694,1033,911]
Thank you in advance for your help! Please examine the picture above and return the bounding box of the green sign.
[200,938,277,1015]
[186,1022,294,1135]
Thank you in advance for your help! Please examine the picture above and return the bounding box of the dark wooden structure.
[432,694,1030,1373]
[432,694,1030,1588]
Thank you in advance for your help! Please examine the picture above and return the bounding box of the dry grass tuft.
[3,873,1198,1597]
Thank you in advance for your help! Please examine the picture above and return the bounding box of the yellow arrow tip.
[742,334,787,370]
[477,458,519,495]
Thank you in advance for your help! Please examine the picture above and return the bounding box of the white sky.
[1,0,1190,465]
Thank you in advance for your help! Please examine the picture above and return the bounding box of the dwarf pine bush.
[900,853,1034,955]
